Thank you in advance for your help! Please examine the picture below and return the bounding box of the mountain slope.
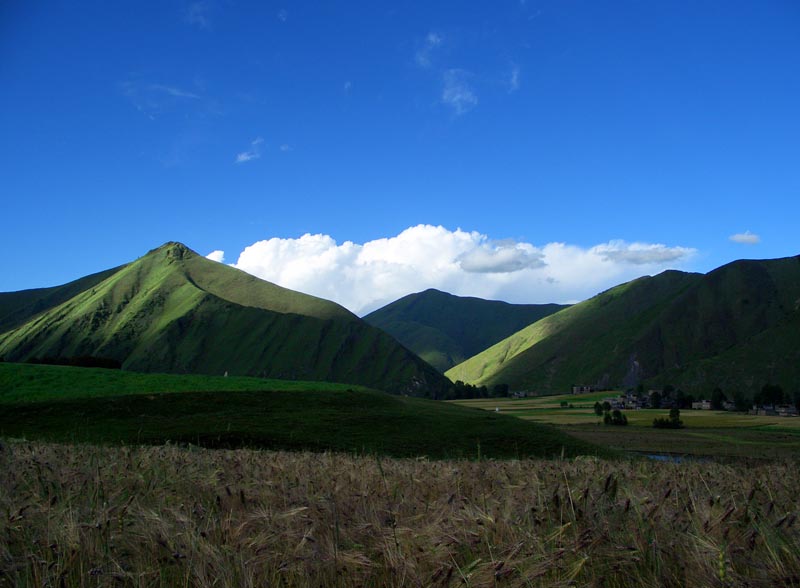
[446,255,800,397]
[0,243,449,396]
[0,265,125,334]
[364,288,567,371]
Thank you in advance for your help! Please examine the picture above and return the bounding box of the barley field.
[1,441,798,587]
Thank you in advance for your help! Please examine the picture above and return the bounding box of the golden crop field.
[1,441,799,587]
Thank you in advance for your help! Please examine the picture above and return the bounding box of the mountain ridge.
[0,242,449,396]
[447,255,800,398]
[364,288,568,371]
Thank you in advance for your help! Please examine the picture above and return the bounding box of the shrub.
[653,407,683,429]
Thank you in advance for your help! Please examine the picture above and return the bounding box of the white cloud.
[277,9,288,22]
[120,79,204,119]
[457,243,544,273]
[235,137,263,164]
[593,240,696,265]
[442,69,478,115]
[729,231,760,245]
[227,225,696,315]
[206,250,225,263]
[185,1,212,29]
[149,84,201,100]
[509,65,520,92]
[279,144,292,152]
[416,31,443,68]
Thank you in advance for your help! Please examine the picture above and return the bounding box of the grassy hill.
[0,243,450,396]
[364,288,567,371]
[0,362,604,459]
[447,256,800,398]
[0,265,124,334]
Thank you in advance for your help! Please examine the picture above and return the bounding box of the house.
[756,405,778,416]
[511,391,536,399]
[602,397,625,410]
[777,405,799,417]
[572,385,596,394]
[691,400,712,410]
[722,401,736,411]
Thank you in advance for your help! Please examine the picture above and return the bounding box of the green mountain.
[0,265,124,334]
[363,289,568,372]
[0,242,449,396]
[446,256,800,398]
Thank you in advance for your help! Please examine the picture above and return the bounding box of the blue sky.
[2,1,799,313]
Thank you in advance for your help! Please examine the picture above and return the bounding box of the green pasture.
[0,361,367,404]
[0,362,606,460]
[453,394,800,459]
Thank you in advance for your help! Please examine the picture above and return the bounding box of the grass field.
[0,363,603,460]
[453,393,800,459]
[2,441,799,587]
[0,362,370,403]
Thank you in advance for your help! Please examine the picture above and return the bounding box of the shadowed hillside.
[0,243,450,396]
[364,288,567,371]
[0,362,605,459]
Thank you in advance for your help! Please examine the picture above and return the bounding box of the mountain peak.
[148,241,196,261]
[0,243,451,395]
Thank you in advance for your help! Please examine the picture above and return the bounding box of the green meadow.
[0,363,603,460]
[0,361,366,403]
[453,392,800,459]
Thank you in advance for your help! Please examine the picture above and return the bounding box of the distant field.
[453,393,800,459]
[0,363,604,460]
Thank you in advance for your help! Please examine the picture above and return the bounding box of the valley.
[453,393,800,460]
[2,245,799,587]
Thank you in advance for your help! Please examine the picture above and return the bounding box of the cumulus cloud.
[206,250,225,263]
[729,231,760,245]
[227,225,696,315]
[442,69,478,115]
[457,243,544,273]
[235,137,263,164]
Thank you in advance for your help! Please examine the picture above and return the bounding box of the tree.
[653,407,684,429]
[711,387,727,410]
[758,384,785,406]
[732,390,750,412]
[491,383,509,397]
[649,391,662,409]
[593,401,604,417]
[603,409,628,426]
[602,401,612,412]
